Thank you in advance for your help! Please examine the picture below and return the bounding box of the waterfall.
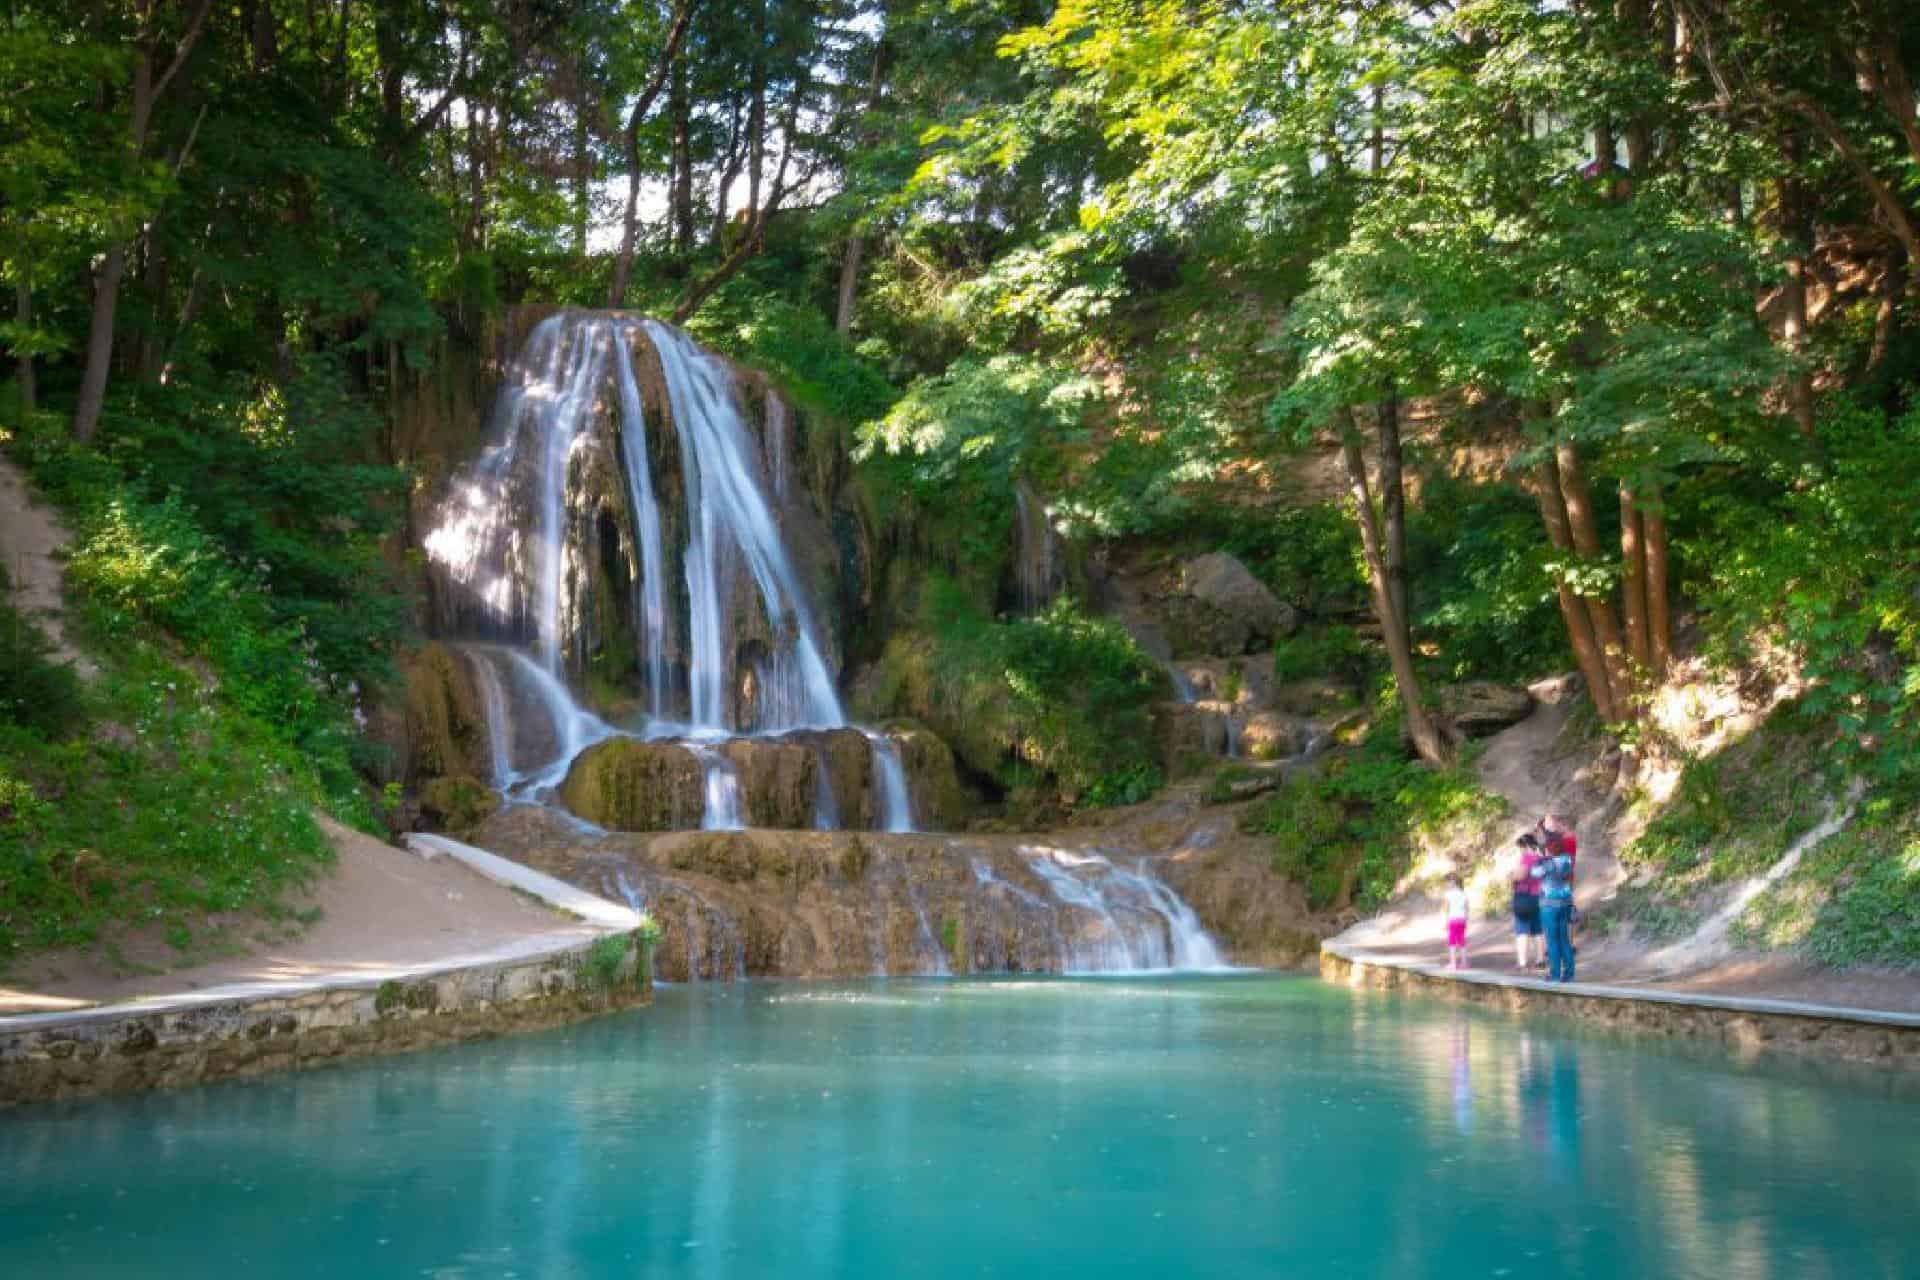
[904,883,951,976]
[504,650,616,793]
[812,749,841,831]
[469,648,516,786]
[1167,663,1198,703]
[424,310,920,833]
[1015,846,1226,973]
[764,392,792,501]
[691,746,745,831]
[643,319,844,734]
[866,732,916,834]
[611,326,673,720]
[971,858,1069,971]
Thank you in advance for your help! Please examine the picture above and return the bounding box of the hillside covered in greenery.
[2,0,1917,969]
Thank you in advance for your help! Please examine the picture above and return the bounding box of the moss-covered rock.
[891,721,969,830]
[419,774,500,833]
[562,739,704,831]
[401,642,492,784]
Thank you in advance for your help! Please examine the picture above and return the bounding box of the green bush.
[1272,625,1369,690]
[0,638,336,963]
[1247,727,1505,912]
[0,574,85,739]
[1695,397,1920,786]
[878,578,1164,807]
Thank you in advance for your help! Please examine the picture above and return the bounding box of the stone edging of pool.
[0,837,654,1108]
[1320,942,1920,1067]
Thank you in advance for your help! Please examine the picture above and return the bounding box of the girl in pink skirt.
[1444,875,1469,970]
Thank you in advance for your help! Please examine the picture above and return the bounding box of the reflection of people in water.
[1518,1034,1583,1180]
[1451,1018,1473,1135]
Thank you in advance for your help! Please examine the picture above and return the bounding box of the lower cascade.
[419,309,925,834]
[544,824,1226,982]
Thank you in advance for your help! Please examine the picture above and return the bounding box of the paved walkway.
[1324,941,1920,1030]
[1,827,639,1031]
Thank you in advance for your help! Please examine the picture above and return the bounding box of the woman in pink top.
[1510,835,1544,969]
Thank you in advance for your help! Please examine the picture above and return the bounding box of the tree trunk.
[71,0,216,433]
[1341,422,1449,764]
[605,0,693,307]
[1534,457,1620,725]
[709,99,747,246]
[572,91,590,259]
[14,276,35,414]
[1377,391,1409,645]
[1867,248,1906,373]
[1642,481,1671,677]
[1619,482,1650,669]
[835,234,866,334]
[1776,137,1816,435]
[669,53,694,254]
[1554,442,1634,713]
[746,2,766,220]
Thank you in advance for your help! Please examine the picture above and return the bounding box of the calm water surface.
[2,974,1913,1278]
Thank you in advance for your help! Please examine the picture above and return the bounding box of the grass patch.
[0,618,336,964]
[1729,794,1920,967]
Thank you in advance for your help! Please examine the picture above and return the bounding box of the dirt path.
[0,455,94,677]
[0,818,597,1015]
[1333,677,1920,1017]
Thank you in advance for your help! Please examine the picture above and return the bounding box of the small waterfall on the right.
[1014,846,1225,972]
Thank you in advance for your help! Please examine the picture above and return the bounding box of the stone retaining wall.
[1321,945,1920,1067]
[1,933,654,1107]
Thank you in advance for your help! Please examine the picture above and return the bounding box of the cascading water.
[643,318,843,734]
[971,858,1069,971]
[610,330,673,720]
[813,749,841,831]
[469,649,515,786]
[504,649,617,793]
[1015,846,1226,973]
[692,745,746,831]
[422,310,921,832]
[865,732,916,834]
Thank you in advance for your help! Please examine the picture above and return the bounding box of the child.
[1444,874,1470,970]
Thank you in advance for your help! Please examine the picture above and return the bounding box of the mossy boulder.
[562,739,704,831]
[419,774,500,833]
[722,736,822,830]
[855,630,1016,788]
[1438,681,1533,737]
[400,642,492,784]
[891,721,969,830]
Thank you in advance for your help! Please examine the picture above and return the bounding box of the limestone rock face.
[558,726,969,833]
[1158,553,1298,656]
[562,739,705,831]
[399,642,492,784]
[469,814,1322,982]
[1439,681,1533,737]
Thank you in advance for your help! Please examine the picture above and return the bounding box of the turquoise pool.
[3,975,1912,1277]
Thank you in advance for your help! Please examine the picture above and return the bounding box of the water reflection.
[1,976,1913,1279]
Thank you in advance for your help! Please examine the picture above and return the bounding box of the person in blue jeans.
[1530,846,1577,981]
